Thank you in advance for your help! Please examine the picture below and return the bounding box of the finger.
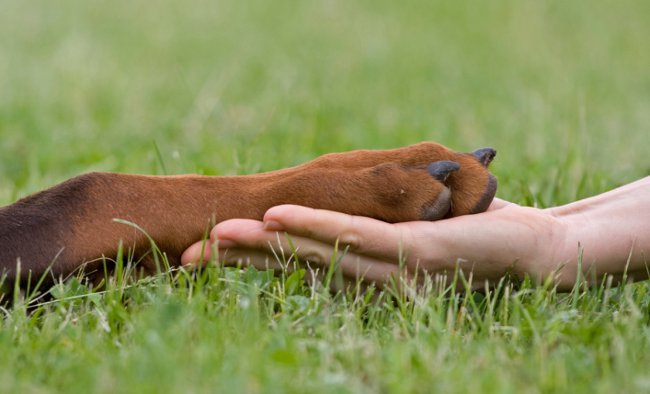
[216,248,389,292]
[487,198,516,211]
[184,234,401,286]
[181,239,211,265]
[185,216,403,284]
[212,220,401,284]
[180,219,267,265]
[261,205,412,259]
[218,248,286,271]
[209,218,266,245]
[222,245,401,286]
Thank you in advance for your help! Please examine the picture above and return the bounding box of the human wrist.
[514,209,572,286]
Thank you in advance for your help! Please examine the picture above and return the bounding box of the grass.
[1,0,650,392]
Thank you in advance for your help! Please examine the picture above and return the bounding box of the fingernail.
[217,239,237,249]
[263,220,284,231]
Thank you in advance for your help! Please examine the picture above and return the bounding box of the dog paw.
[303,142,497,218]
[360,145,500,221]
[359,160,462,222]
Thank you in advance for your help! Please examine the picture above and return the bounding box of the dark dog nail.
[472,148,496,167]
[427,160,461,182]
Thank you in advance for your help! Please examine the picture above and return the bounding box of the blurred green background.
[1,0,649,203]
[2,1,650,392]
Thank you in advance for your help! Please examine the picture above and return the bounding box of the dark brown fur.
[0,142,497,290]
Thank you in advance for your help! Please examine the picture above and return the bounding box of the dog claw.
[427,160,461,183]
[472,148,497,167]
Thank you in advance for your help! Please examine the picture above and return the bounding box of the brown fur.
[0,142,497,289]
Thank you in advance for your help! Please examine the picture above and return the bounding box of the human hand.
[181,198,567,290]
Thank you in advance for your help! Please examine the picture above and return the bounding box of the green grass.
[1,0,650,392]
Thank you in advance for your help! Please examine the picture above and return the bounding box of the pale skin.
[181,177,650,291]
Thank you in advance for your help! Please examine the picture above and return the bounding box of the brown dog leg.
[0,142,497,288]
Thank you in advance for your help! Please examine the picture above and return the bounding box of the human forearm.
[182,178,650,292]
[548,177,650,287]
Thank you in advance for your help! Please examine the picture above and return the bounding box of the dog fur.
[0,142,496,291]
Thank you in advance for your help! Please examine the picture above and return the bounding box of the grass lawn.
[1,0,650,392]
